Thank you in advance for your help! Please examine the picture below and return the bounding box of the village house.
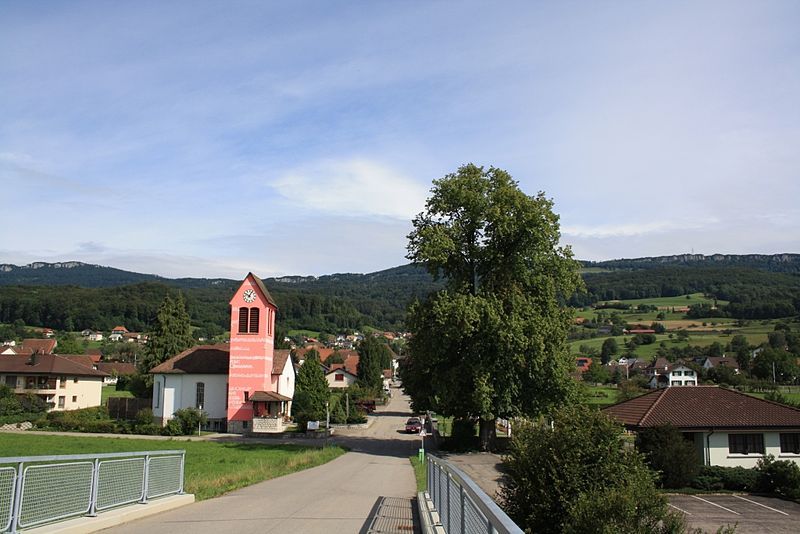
[0,352,107,410]
[604,386,800,468]
[646,358,698,388]
[326,366,357,388]
[701,356,740,374]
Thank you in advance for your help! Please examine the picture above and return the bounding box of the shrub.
[636,425,700,489]
[692,466,759,491]
[161,419,183,436]
[501,405,683,534]
[346,410,367,424]
[173,407,207,435]
[757,455,800,500]
[43,406,120,433]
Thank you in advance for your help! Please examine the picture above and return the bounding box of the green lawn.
[605,293,728,308]
[582,385,619,406]
[410,455,426,491]
[0,434,345,501]
[288,329,320,338]
[101,385,134,405]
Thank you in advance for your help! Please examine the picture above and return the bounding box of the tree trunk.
[478,417,497,451]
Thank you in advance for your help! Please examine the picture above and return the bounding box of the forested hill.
[0,256,798,334]
[582,253,800,273]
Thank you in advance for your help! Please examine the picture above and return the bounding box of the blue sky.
[2,1,798,278]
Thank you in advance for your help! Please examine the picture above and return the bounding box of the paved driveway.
[102,386,420,534]
[669,494,800,533]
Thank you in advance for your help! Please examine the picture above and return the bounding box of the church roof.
[249,272,278,308]
[149,344,230,374]
[250,390,292,402]
[272,349,291,375]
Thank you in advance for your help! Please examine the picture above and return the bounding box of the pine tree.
[293,352,330,430]
[356,335,386,390]
[139,293,195,373]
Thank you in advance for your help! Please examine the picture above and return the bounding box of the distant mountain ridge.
[583,253,800,273]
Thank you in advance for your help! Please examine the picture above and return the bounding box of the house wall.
[152,373,227,423]
[1,374,102,411]
[702,431,800,468]
[326,372,356,388]
[272,360,295,416]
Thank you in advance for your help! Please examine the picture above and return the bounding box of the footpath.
[100,387,420,534]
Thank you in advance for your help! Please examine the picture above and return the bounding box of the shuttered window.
[728,433,764,454]
[780,433,800,454]
[249,307,260,333]
[238,307,249,333]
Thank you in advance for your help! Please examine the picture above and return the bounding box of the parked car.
[405,417,423,433]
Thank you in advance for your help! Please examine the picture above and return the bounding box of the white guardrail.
[0,450,185,533]
[422,454,523,534]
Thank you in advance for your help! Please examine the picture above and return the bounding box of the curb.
[23,493,195,534]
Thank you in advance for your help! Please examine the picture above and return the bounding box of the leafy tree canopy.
[402,164,583,449]
[138,294,194,374]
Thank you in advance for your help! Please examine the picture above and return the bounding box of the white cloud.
[562,218,718,239]
[272,158,428,220]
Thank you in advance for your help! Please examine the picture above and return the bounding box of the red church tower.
[226,273,278,433]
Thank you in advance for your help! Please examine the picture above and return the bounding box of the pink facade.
[227,274,278,428]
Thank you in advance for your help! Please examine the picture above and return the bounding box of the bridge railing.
[0,450,185,533]
[424,454,522,534]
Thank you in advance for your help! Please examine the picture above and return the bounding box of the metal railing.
[425,454,522,534]
[0,450,185,533]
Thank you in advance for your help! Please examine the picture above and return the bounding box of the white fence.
[0,450,185,533]
[424,454,522,534]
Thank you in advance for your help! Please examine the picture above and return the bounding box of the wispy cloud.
[272,158,428,220]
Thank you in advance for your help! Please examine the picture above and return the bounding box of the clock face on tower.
[242,289,257,303]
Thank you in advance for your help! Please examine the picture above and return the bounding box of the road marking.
[734,495,790,516]
[691,495,740,515]
[668,503,691,515]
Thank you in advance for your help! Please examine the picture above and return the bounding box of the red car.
[405,417,423,433]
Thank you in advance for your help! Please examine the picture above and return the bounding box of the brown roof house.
[603,386,800,468]
[0,353,108,411]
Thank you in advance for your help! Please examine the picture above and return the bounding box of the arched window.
[238,307,249,333]
[249,307,260,333]
[196,382,205,409]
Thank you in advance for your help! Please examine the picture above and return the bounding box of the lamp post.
[198,404,203,437]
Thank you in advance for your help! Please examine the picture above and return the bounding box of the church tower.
[226,273,278,433]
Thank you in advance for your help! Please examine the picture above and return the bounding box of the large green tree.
[403,164,583,449]
[138,293,195,374]
[293,352,331,430]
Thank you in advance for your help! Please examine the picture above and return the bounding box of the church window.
[249,307,260,333]
[238,307,249,333]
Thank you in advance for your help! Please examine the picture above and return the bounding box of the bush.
[173,407,207,435]
[757,455,800,500]
[691,466,759,491]
[161,419,183,436]
[636,425,700,488]
[43,406,121,433]
[501,405,683,534]
[346,410,367,424]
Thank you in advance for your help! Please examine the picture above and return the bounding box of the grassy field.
[0,434,345,500]
[602,293,728,308]
[581,385,619,406]
[101,385,134,405]
[287,329,320,338]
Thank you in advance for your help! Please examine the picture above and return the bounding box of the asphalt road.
[101,386,420,534]
[669,493,800,533]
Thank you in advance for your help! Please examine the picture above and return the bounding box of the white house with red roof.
[604,386,800,468]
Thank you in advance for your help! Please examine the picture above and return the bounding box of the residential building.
[326,366,357,388]
[604,386,800,468]
[702,356,740,374]
[0,353,107,411]
[646,358,698,388]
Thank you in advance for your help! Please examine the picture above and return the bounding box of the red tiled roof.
[603,386,800,430]
[149,344,229,374]
[0,354,108,377]
[704,356,739,369]
[19,339,57,355]
[62,355,96,369]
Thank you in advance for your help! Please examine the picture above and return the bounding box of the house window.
[335,374,344,382]
[780,433,800,454]
[59,376,67,388]
[196,382,205,409]
[154,382,161,409]
[73,377,78,383]
[673,381,682,386]
[244,391,249,402]
[729,433,765,454]
[58,396,65,408]
[249,307,259,333]
[72,396,77,403]
[238,307,249,333]
[5,376,16,387]
[685,370,694,376]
